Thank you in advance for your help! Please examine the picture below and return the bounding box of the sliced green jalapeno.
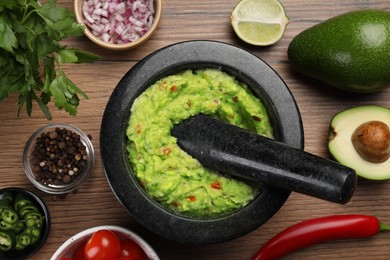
[26,218,37,228]
[31,227,40,238]
[24,212,44,228]
[1,209,19,225]
[16,232,31,247]
[0,220,16,231]
[18,204,39,219]
[25,227,41,244]
[0,230,16,252]
[13,196,33,212]
[15,242,25,251]
[12,221,24,234]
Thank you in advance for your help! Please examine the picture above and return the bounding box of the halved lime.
[231,0,289,46]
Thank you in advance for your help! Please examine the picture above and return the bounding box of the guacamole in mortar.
[126,69,273,217]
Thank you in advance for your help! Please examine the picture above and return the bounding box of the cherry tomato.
[118,239,145,260]
[72,242,86,260]
[84,230,121,260]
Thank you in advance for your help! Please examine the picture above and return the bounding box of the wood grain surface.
[1,0,390,259]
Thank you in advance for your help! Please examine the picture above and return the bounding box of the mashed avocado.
[126,69,273,217]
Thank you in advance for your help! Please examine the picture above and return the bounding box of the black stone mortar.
[100,40,304,244]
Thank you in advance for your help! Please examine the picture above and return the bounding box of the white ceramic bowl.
[51,225,159,260]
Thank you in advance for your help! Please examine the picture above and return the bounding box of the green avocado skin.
[288,9,390,93]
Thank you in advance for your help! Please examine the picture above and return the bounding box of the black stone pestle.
[171,114,357,204]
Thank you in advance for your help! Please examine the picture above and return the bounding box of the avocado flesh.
[288,9,390,93]
[329,105,390,180]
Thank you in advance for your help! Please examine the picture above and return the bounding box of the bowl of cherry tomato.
[51,225,159,260]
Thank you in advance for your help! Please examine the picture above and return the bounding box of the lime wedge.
[231,0,289,46]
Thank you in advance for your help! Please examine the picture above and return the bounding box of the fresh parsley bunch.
[0,0,100,119]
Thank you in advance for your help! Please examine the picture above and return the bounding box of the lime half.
[231,0,289,46]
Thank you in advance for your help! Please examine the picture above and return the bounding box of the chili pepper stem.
[379,222,390,231]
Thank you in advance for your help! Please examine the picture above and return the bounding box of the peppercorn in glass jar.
[23,123,94,194]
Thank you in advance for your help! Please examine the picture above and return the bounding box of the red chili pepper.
[252,214,390,260]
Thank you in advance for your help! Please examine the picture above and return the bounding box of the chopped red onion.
[82,0,155,44]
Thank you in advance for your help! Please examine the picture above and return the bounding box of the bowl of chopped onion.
[74,0,162,51]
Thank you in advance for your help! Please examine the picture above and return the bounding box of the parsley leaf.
[0,15,18,52]
[0,0,100,119]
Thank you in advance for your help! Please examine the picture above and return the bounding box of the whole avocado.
[288,9,390,93]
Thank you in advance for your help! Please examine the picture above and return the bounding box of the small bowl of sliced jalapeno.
[0,187,50,260]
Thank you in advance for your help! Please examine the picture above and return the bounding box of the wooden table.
[2,0,390,259]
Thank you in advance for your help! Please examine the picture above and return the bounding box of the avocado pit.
[352,121,390,163]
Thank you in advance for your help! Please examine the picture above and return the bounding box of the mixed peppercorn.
[0,191,44,252]
[29,127,90,187]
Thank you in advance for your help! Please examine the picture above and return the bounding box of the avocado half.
[328,105,390,180]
